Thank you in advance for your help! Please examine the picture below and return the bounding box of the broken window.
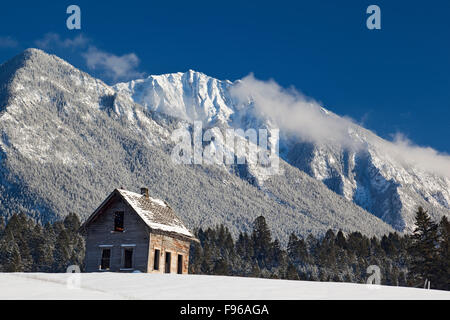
[165,252,171,273]
[114,211,124,232]
[154,249,160,270]
[177,254,183,274]
[100,248,111,270]
[124,248,133,269]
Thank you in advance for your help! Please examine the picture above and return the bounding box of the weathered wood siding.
[148,233,190,274]
[84,195,150,272]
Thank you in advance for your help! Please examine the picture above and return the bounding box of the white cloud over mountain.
[33,33,144,82]
[231,74,450,178]
[82,46,144,82]
[35,33,89,50]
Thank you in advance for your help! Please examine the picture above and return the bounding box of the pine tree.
[287,233,299,259]
[270,239,285,269]
[236,232,253,260]
[64,212,81,232]
[381,235,394,255]
[189,241,203,274]
[252,216,272,249]
[436,216,450,290]
[317,229,337,269]
[200,243,213,274]
[0,232,24,272]
[53,228,72,272]
[370,236,383,259]
[3,213,34,271]
[408,207,440,288]
[335,230,346,249]
[251,215,272,269]
[34,225,55,272]
[286,262,299,280]
[224,228,234,254]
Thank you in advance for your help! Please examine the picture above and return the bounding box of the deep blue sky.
[0,0,449,153]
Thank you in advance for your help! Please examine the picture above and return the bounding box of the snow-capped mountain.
[114,70,236,126]
[114,70,450,232]
[0,48,396,242]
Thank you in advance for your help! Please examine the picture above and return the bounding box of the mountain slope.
[114,71,450,232]
[0,49,394,241]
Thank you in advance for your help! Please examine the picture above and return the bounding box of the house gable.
[83,192,151,272]
[82,189,196,242]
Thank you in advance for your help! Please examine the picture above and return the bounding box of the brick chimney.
[140,187,149,198]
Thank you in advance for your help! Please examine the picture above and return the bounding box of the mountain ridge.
[0,48,398,241]
[113,66,450,232]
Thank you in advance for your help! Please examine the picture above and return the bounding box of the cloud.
[231,74,356,147]
[34,33,89,50]
[82,46,144,82]
[33,33,144,83]
[230,74,450,178]
[0,36,18,48]
[386,134,450,178]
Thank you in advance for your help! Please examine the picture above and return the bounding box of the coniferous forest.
[188,207,449,291]
[0,207,448,291]
[0,213,85,273]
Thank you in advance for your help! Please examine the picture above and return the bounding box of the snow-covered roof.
[83,188,196,240]
[116,189,195,238]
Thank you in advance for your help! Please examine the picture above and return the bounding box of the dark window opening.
[114,211,124,232]
[100,248,111,270]
[165,252,171,273]
[124,248,133,269]
[154,249,160,270]
[177,254,183,274]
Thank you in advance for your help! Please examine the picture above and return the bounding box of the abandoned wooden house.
[81,188,198,273]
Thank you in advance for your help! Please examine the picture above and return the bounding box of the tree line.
[0,207,448,291]
[0,213,84,272]
[189,207,449,291]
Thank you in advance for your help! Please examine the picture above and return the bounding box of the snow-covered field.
[0,273,448,300]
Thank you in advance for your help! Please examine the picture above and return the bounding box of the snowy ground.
[0,273,449,300]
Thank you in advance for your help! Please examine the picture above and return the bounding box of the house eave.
[147,227,199,243]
